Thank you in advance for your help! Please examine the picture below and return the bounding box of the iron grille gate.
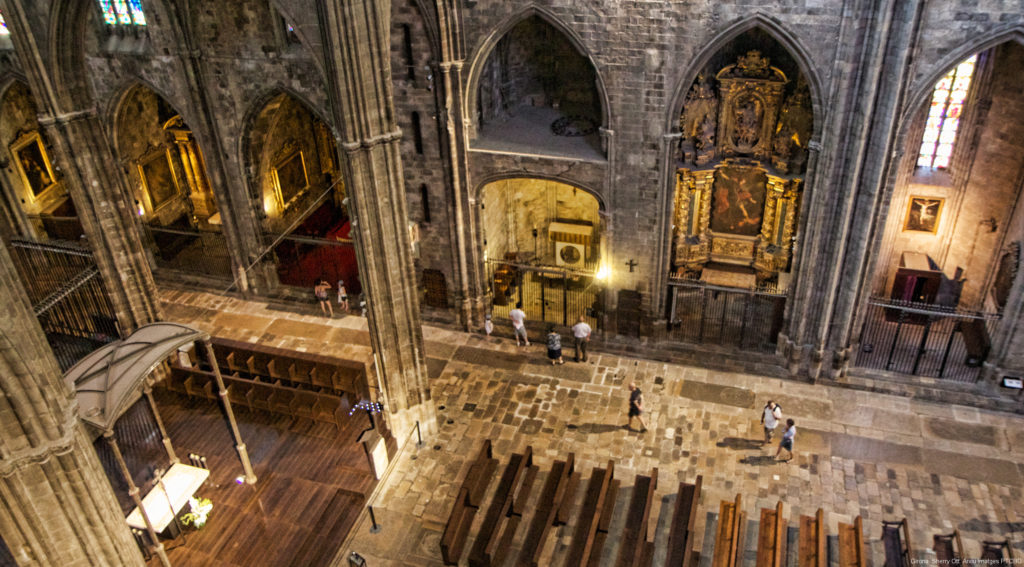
[855,299,999,382]
[486,260,601,331]
[667,279,786,354]
[9,238,120,371]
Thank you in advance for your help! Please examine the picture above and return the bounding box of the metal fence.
[145,225,233,278]
[486,260,602,331]
[666,278,786,354]
[855,298,1000,382]
[8,238,120,371]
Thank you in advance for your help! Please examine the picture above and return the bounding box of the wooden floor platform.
[144,388,377,566]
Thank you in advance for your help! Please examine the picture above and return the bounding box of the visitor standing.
[775,419,796,462]
[760,400,782,445]
[337,279,349,312]
[315,280,333,317]
[546,326,565,365]
[484,314,494,336]
[627,382,648,433]
[510,302,529,347]
[571,315,592,362]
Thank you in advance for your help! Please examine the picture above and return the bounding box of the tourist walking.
[315,280,333,317]
[775,419,796,462]
[546,326,565,365]
[761,400,782,445]
[627,382,648,432]
[510,302,529,347]
[571,315,592,362]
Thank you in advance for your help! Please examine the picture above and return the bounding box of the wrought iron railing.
[666,277,787,353]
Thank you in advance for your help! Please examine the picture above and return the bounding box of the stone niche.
[672,50,813,286]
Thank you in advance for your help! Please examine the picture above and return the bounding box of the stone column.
[0,0,160,333]
[0,241,145,567]
[319,0,434,440]
[433,0,487,329]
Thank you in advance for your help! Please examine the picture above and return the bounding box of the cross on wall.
[625,259,637,273]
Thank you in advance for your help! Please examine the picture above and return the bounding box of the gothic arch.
[473,172,607,213]
[665,13,825,141]
[0,73,30,101]
[463,5,611,134]
[49,0,95,111]
[902,26,1024,124]
[106,80,200,162]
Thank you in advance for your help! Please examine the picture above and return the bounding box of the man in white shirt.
[509,302,529,347]
[571,315,592,362]
[760,400,782,445]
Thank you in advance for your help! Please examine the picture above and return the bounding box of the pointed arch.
[0,73,30,102]
[903,25,1024,121]
[473,172,606,212]
[665,13,825,140]
[464,4,611,133]
[49,0,95,111]
[106,80,195,164]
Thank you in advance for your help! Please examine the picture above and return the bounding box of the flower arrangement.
[181,496,213,529]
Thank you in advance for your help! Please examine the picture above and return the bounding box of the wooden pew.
[756,501,786,567]
[798,509,826,567]
[981,539,1015,562]
[468,447,535,567]
[837,516,865,567]
[666,476,704,567]
[933,530,963,564]
[881,519,911,567]
[615,468,659,567]
[589,468,621,567]
[441,441,498,565]
[517,453,575,567]
[712,494,747,567]
[566,461,617,567]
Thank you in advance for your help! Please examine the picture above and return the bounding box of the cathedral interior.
[0,1,1023,566]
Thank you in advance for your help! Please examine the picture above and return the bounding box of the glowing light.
[918,55,975,169]
[595,264,610,281]
[0,13,10,36]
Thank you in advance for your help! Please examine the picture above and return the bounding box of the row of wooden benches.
[712,496,1016,567]
[187,337,372,399]
[165,364,354,431]
[440,440,703,567]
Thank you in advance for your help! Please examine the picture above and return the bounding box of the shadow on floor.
[717,437,765,450]
[569,422,626,434]
[739,455,782,466]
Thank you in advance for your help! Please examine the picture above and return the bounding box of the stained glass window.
[918,55,976,169]
[98,0,147,27]
[0,12,9,36]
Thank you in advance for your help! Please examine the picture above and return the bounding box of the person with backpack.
[761,400,782,445]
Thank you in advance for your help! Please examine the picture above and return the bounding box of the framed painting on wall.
[138,149,180,212]
[273,150,308,209]
[903,196,943,233]
[11,132,57,199]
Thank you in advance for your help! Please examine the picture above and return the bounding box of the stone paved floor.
[159,289,1024,566]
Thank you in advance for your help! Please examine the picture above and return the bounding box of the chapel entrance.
[114,85,229,278]
[666,30,814,351]
[481,178,603,328]
[854,44,1023,381]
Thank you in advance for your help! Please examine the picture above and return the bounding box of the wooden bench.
[756,501,786,567]
[468,447,535,567]
[441,441,498,565]
[881,519,911,567]
[615,468,659,567]
[566,460,618,567]
[517,453,576,567]
[933,530,963,563]
[666,476,703,567]
[981,539,1015,561]
[798,509,826,567]
[712,494,747,567]
[837,516,865,567]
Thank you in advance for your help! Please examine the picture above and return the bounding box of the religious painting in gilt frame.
[138,149,180,212]
[273,150,308,209]
[11,132,57,200]
[903,196,943,233]
[711,165,767,237]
